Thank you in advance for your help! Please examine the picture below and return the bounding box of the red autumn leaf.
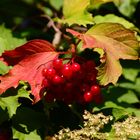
[2,39,55,65]
[0,39,58,103]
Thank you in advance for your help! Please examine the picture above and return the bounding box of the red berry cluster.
[41,58,102,104]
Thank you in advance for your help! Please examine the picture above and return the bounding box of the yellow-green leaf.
[62,0,94,26]
[67,23,139,85]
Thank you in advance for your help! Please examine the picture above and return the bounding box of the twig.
[40,14,62,47]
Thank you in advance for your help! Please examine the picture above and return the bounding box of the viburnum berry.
[42,78,49,87]
[71,63,81,72]
[53,58,63,70]
[83,91,94,103]
[42,68,48,77]
[42,68,56,79]
[61,64,73,79]
[41,58,103,105]
[90,85,101,95]
[52,75,64,85]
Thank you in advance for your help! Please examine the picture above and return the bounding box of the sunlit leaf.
[0,87,31,118]
[0,61,10,75]
[67,23,139,85]
[118,90,139,104]
[61,0,93,26]
[0,25,26,55]
[122,68,139,82]
[90,0,120,9]
[114,0,140,17]
[12,128,41,140]
[93,14,135,29]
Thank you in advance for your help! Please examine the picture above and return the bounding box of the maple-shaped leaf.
[0,39,58,103]
[61,0,93,26]
[67,23,139,85]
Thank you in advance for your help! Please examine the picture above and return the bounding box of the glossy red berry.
[42,78,49,87]
[61,64,73,78]
[83,91,94,102]
[42,68,48,77]
[53,58,63,70]
[52,75,64,84]
[90,85,101,95]
[44,68,56,79]
[71,63,81,72]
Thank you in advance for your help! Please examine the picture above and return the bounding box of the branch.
[40,15,62,47]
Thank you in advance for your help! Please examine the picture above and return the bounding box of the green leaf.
[114,0,140,17]
[12,107,46,133]
[61,0,93,26]
[93,101,124,112]
[0,61,10,75]
[126,107,140,117]
[0,107,9,125]
[0,25,26,55]
[122,68,139,82]
[112,108,129,121]
[93,14,135,29]
[117,90,139,104]
[0,87,31,118]
[89,0,119,9]
[118,78,140,93]
[49,0,63,10]
[12,128,41,140]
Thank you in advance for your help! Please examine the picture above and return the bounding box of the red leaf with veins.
[2,39,55,65]
[0,39,58,103]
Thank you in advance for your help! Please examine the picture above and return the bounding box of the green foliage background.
[0,0,140,139]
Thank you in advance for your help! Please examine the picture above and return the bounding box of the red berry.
[83,91,94,102]
[61,64,73,78]
[71,63,81,72]
[52,75,64,84]
[90,85,101,95]
[53,58,63,70]
[42,68,48,77]
[42,68,56,79]
[42,78,49,87]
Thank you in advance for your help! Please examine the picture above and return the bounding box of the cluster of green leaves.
[94,61,140,118]
[0,0,140,139]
